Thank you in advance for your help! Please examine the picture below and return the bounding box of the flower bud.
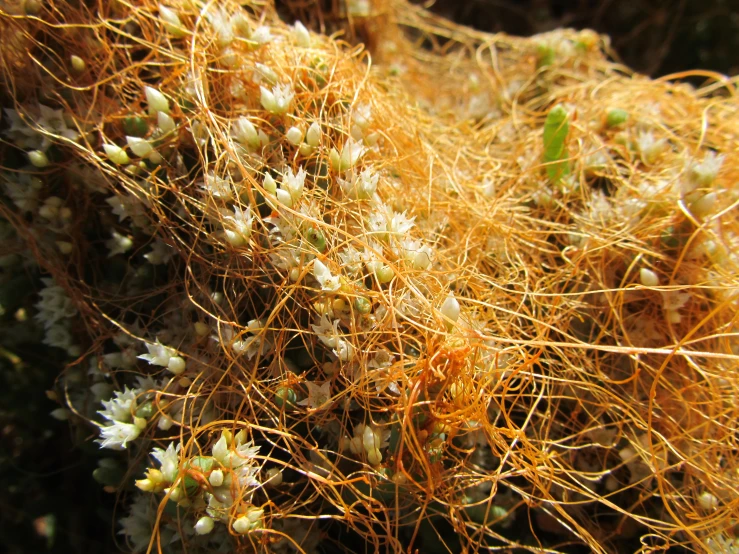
[293,21,310,48]
[145,86,170,116]
[285,126,303,146]
[232,515,251,534]
[167,356,186,375]
[440,293,460,330]
[157,111,176,134]
[209,469,224,487]
[103,144,130,165]
[265,467,283,486]
[367,448,382,465]
[28,150,49,168]
[126,136,154,157]
[70,55,86,73]
[195,516,215,535]
[639,268,659,287]
[306,122,321,147]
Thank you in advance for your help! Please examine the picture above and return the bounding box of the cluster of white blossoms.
[132,430,263,540]
[97,380,155,450]
[347,422,391,465]
[0,4,491,553]
[35,278,80,356]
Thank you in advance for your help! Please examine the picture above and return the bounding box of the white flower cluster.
[212,320,274,360]
[138,339,186,375]
[2,105,79,157]
[312,314,355,362]
[264,166,306,208]
[347,422,390,465]
[97,384,149,450]
[35,278,80,356]
[134,431,263,541]
[1,172,43,213]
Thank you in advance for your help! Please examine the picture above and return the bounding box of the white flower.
[387,211,415,237]
[138,339,176,367]
[98,386,138,423]
[312,314,341,349]
[143,239,173,265]
[338,168,378,200]
[661,290,691,324]
[207,7,233,47]
[312,315,354,361]
[43,323,75,352]
[398,238,432,270]
[293,20,310,47]
[223,205,253,247]
[36,104,79,141]
[97,420,142,450]
[35,278,77,329]
[260,84,294,115]
[338,246,363,275]
[367,210,388,241]
[3,105,79,151]
[1,172,42,212]
[395,290,422,318]
[106,231,133,257]
[211,431,261,489]
[269,245,301,271]
[251,26,272,45]
[352,103,372,131]
[231,117,266,149]
[313,259,341,292]
[158,4,185,37]
[368,349,393,370]
[253,63,278,86]
[298,380,332,410]
[200,171,234,199]
[151,442,181,483]
[689,151,724,187]
[103,350,136,370]
[213,321,273,360]
[329,137,366,172]
[362,240,385,274]
[636,131,666,164]
[106,194,134,222]
[366,209,414,242]
[281,166,306,206]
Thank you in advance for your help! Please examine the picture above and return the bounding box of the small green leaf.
[536,44,555,68]
[122,117,149,137]
[606,108,629,128]
[543,104,571,184]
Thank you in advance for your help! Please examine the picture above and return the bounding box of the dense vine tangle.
[0,0,738,552]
